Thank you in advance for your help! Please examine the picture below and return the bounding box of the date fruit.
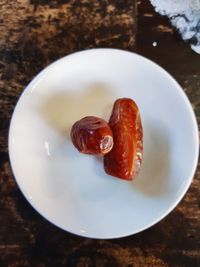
[104,98,143,180]
[71,116,113,155]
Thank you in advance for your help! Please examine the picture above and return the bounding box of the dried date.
[71,116,113,155]
[104,98,143,180]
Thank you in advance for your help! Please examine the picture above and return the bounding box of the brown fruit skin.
[104,98,143,180]
[71,116,113,155]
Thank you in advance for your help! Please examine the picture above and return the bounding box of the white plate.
[9,49,199,239]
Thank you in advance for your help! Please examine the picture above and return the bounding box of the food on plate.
[71,116,113,155]
[70,98,143,181]
[104,98,143,180]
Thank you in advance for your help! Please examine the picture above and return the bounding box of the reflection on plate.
[9,49,199,238]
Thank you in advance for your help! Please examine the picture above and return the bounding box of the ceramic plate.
[9,49,199,238]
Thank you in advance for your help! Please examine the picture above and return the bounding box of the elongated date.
[104,98,143,180]
[71,116,113,155]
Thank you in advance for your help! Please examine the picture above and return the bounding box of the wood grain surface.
[0,0,199,266]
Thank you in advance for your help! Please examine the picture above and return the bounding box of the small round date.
[70,116,113,155]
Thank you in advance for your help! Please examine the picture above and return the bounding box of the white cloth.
[149,0,200,54]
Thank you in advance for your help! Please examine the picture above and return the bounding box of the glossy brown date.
[104,98,143,180]
[70,116,113,155]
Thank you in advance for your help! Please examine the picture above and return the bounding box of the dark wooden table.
[0,1,199,266]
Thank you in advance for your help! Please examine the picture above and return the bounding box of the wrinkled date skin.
[104,98,143,180]
[71,116,113,155]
